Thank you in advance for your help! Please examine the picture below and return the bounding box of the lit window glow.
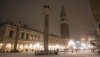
[68,40,75,46]
[29,44,33,49]
[80,43,87,49]
[19,44,23,50]
[24,44,28,49]
[0,43,3,49]
[6,43,11,48]
[33,42,40,49]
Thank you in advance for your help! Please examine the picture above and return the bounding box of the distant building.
[88,32,97,45]
[90,0,100,17]
[0,22,67,52]
[90,0,100,48]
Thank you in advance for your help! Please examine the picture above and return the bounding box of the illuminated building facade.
[0,22,67,52]
[90,0,100,52]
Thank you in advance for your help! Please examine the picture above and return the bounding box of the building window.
[8,30,14,38]
[21,32,24,39]
[38,36,40,41]
[39,36,43,41]
[26,34,29,40]
[29,34,33,40]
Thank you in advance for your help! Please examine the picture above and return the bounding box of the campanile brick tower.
[60,6,69,41]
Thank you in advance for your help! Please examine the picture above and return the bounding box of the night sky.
[0,0,96,40]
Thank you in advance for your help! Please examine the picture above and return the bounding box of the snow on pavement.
[0,51,100,57]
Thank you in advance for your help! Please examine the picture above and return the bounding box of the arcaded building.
[0,22,67,52]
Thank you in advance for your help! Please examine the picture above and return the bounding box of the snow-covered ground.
[0,50,100,57]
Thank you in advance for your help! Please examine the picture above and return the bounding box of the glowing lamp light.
[76,41,80,43]
[68,40,75,46]
[81,43,87,49]
[25,45,28,48]
[81,38,85,41]
[20,45,23,49]
[6,43,11,48]
[34,42,40,49]
[49,45,55,50]
[29,44,32,49]
[0,43,3,49]
[81,43,86,47]
[87,44,93,48]
[73,46,76,49]
[0,43,3,46]
[56,44,59,49]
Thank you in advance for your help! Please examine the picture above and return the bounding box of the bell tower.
[60,6,69,40]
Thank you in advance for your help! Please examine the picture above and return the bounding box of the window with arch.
[21,32,24,39]
[29,34,33,40]
[26,33,29,40]
[9,30,14,38]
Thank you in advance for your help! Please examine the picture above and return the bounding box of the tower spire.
[60,5,67,18]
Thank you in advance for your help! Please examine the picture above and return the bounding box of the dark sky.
[0,0,96,40]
